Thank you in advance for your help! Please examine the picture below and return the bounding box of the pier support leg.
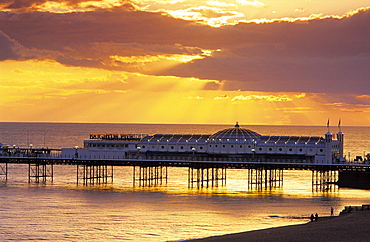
[188,167,226,188]
[247,167,283,190]
[312,170,338,192]
[0,162,8,181]
[28,161,53,183]
[77,165,113,185]
[133,166,167,187]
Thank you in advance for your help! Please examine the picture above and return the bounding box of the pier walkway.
[1,156,369,170]
[1,156,370,189]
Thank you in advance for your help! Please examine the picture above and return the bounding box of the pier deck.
[1,157,369,188]
[1,156,369,171]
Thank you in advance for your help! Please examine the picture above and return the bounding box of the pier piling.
[188,167,226,188]
[247,167,283,190]
[77,165,113,185]
[0,162,7,181]
[133,165,168,187]
[28,161,53,183]
[312,169,338,192]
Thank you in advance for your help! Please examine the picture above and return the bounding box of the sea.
[0,122,370,241]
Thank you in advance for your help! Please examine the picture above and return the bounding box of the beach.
[194,210,370,242]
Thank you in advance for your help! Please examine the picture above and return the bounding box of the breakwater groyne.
[340,204,370,215]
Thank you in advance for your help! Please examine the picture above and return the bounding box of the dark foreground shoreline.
[192,210,370,242]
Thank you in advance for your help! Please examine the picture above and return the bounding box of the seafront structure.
[4,123,370,189]
[62,122,344,164]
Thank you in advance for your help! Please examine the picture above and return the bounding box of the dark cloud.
[0,0,135,11]
[0,29,60,61]
[0,9,201,51]
[55,54,104,68]
[159,9,370,94]
[0,7,369,94]
[312,93,370,106]
[166,53,370,93]
[5,0,45,9]
[0,31,22,60]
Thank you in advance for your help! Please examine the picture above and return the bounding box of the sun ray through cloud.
[0,0,369,125]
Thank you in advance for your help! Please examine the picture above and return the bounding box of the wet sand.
[193,210,370,242]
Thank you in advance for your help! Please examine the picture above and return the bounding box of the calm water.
[0,123,370,241]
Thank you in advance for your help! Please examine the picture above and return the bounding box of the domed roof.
[209,122,261,142]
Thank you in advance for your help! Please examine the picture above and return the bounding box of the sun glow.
[110,52,210,64]
[138,1,370,27]
[1,59,370,125]
[109,49,215,72]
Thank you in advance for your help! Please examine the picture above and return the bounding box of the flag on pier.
[338,119,342,132]
[327,119,330,132]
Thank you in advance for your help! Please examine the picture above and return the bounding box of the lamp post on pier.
[363,150,366,160]
[28,144,33,157]
[348,151,351,162]
[192,147,196,160]
[251,148,255,161]
[137,146,141,159]
[74,146,79,159]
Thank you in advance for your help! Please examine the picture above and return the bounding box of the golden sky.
[0,0,369,125]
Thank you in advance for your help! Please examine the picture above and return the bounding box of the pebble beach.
[193,210,370,242]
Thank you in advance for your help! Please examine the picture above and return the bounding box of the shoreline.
[191,210,370,242]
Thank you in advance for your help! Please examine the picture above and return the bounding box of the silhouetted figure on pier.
[310,214,314,222]
[315,213,318,221]
[331,207,334,216]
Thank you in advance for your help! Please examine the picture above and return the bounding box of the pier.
[3,122,367,189]
[1,154,370,190]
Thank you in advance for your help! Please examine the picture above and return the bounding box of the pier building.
[61,134,146,160]
[62,123,344,164]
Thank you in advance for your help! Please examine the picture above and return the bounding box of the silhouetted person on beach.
[310,214,314,222]
[331,207,334,216]
[315,213,318,221]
